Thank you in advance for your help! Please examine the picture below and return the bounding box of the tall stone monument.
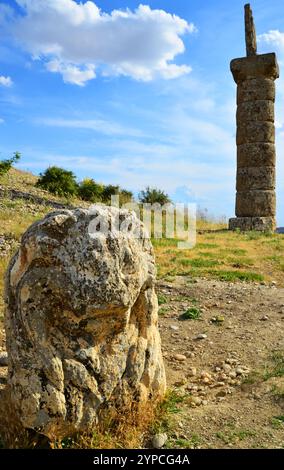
[229,4,279,232]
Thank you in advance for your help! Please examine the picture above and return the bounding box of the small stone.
[202,377,211,384]
[0,352,8,367]
[222,364,232,373]
[236,367,249,376]
[190,396,202,406]
[188,367,197,377]
[202,400,208,406]
[152,433,168,449]
[195,334,207,340]
[170,325,179,331]
[217,373,228,381]
[186,352,195,358]
[174,354,187,362]
[260,315,269,321]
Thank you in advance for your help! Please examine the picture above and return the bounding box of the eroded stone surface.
[229,216,276,232]
[231,53,279,83]
[4,207,166,437]
[237,100,274,123]
[236,166,275,191]
[237,78,275,104]
[236,121,275,145]
[237,143,276,168]
[236,190,276,217]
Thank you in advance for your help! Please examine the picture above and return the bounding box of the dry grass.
[0,168,86,207]
[0,387,163,449]
[154,231,284,286]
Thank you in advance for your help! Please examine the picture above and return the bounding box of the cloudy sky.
[0,0,284,224]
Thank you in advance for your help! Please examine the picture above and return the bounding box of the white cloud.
[37,117,145,137]
[0,75,13,87]
[46,60,96,86]
[10,0,195,85]
[258,30,284,50]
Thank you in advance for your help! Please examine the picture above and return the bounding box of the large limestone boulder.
[4,206,166,438]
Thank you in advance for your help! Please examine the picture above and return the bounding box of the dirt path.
[1,277,284,448]
[158,277,284,448]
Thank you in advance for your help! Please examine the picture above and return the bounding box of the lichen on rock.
[4,206,166,437]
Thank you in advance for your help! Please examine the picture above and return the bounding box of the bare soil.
[157,277,284,449]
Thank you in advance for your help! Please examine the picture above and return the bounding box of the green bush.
[101,185,133,205]
[78,178,104,202]
[180,307,201,320]
[78,179,133,205]
[138,186,171,205]
[0,152,21,176]
[36,166,78,197]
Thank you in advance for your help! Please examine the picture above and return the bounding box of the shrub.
[138,186,171,205]
[101,185,133,205]
[36,166,78,197]
[78,179,104,202]
[0,152,21,177]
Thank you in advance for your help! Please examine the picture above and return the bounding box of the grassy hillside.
[1,168,284,323]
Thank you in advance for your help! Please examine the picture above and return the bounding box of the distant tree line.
[0,155,172,205]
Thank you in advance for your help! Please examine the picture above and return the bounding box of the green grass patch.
[226,257,254,268]
[270,416,284,429]
[180,307,201,320]
[179,258,220,268]
[151,238,179,248]
[207,270,264,282]
[158,307,169,316]
[159,390,186,415]
[197,251,219,258]
[216,429,256,445]
[195,243,218,249]
[264,351,284,380]
[158,294,168,305]
[167,434,201,449]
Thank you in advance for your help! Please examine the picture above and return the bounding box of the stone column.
[229,5,279,232]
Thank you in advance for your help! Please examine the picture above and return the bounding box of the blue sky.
[0,0,284,224]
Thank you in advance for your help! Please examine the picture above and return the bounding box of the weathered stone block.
[231,53,279,84]
[237,100,274,123]
[229,216,276,232]
[237,121,275,145]
[4,207,166,438]
[236,166,275,191]
[237,143,276,168]
[236,190,276,217]
[237,78,275,103]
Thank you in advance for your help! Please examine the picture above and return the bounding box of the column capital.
[231,53,279,83]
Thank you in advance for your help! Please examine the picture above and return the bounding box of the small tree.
[36,166,78,197]
[0,152,21,177]
[101,184,120,203]
[138,186,171,205]
[78,178,104,202]
[101,185,133,205]
[119,189,133,205]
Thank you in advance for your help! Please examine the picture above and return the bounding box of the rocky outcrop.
[4,206,166,438]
